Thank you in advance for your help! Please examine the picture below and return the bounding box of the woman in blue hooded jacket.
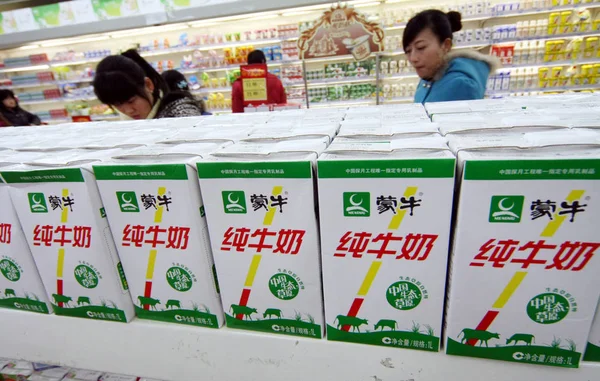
[403,10,500,103]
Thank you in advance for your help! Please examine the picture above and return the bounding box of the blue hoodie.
[414,51,499,104]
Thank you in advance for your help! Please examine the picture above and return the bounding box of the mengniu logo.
[28,192,48,213]
[489,195,525,223]
[222,191,247,214]
[116,191,140,212]
[343,192,370,217]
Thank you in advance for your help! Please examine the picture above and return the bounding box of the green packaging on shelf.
[93,143,227,329]
[0,155,52,315]
[444,131,600,368]
[197,140,327,339]
[0,368,32,381]
[0,149,135,323]
[317,137,455,352]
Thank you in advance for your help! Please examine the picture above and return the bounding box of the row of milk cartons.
[1,98,600,369]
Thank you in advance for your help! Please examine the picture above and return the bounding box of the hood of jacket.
[433,50,501,89]
[156,93,204,119]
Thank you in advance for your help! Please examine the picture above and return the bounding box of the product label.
[94,163,224,328]
[197,161,324,338]
[318,158,455,351]
[446,159,600,368]
[0,182,51,314]
[1,168,133,322]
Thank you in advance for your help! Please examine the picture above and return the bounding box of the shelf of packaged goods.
[380,96,414,103]
[502,58,600,71]
[379,42,490,57]
[193,87,233,95]
[298,77,377,88]
[41,117,70,124]
[493,31,600,45]
[140,36,299,58]
[0,78,95,91]
[380,73,419,80]
[488,84,600,97]
[207,108,233,114]
[20,96,97,106]
[1,309,598,381]
[198,60,302,74]
[384,4,600,32]
[90,114,120,122]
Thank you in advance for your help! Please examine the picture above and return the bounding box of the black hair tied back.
[446,11,463,33]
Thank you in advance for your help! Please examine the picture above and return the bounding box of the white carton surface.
[93,143,225,328]
[0,165,52,315]
[197,140,326,338]
[317,138,455,351]
[445,141,600,368]
[0,150,135,322]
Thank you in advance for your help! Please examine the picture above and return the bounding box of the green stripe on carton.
[317,159,455,178]
[197,161,312,179]
[584,342,600,362]
[93,164,188,180]
[465,159,600,180]
[0,168,84,183]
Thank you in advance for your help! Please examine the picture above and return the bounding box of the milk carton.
[445,133,600,367]
[317,138,455,351]
[0,150,135,322]
[197,140,327,338]
[0,160,52,315]
[337,121,440,140]
[63,369,104,381]
[585,304,600,361]
[93,143,226,328]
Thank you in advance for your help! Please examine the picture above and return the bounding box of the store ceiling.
[0,0,67,12]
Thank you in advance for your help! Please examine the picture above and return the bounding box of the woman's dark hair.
[93,49,168,106]
[0,89,21,111]
[162,70,190,92]
[247,50,266,65]
[403,10,462,51]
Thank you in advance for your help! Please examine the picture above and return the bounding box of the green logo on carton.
[74,264,99,289]
[269,273,299,300]
[343,192,370,217]
[386,280,422,310]
[28,193,48,213]
[0,259,21,282]
[222,191,246,214]
[527,292,570,324]
[489,195,524,223]
[116,191,139,212]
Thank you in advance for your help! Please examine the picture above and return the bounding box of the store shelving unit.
[1,0,600,117]
[0,309,598,381]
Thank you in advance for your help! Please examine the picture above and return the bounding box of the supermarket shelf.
[198,59,302,74]
[381,96,414,103]
[1,310,599,381]
[41,118,70,124]
[50,57,104,68]
[379,42,490,57]
[0,78,94,90]
[384,4,600,32]
[488,84,600,96]
[290,77,377,89]
[502,58,600,71]
[194,87,232,94]
[208,109,233,114]
[493,31,600,45]
[20,96,97,106]
[381,72,419,80]
[91,115,120,122]
[310,99,375,108]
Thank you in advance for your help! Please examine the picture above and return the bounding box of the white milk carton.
[317,138,455,351]
[93,143,226,328]
[0,150,135,322]
[0,161,52,315]
[337,121,440,140]
[445,134,600,367]
[63,369,104,381]
[197,140,327,338]
[585,304,600,362]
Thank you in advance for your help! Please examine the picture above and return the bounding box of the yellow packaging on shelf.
[565,38,583,60]
[594,64,600,84]
[550,67,563,88]
[581,64,595,85]
[554,40,566,61]
[538,68,550,88]
[584,37,598,59]
[544,41,555,62]
[548,13,561,35]
[560,11,573,35]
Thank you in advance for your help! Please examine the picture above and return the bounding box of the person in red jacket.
[231,50,287,113]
